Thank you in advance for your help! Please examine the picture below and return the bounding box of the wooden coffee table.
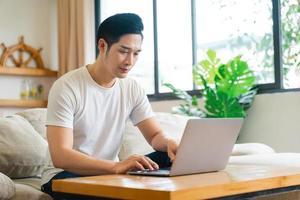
[52,164,300,199]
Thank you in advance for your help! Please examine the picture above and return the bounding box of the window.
[281,0,300,89]
[99,0,155,94]
[95,0,300,98]
[156,0,193,92]
[196,0,274,85]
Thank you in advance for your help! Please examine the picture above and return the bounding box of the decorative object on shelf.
[37,84,44,100]
[20,80,31,100]
[0,36,44,69]
[0,36,54,108]
[20,80,44,100]
[164,49,257,118]
[0,36,57,77]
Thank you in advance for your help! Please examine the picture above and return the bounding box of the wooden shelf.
[0,66,57,77]
[0,99,47,108]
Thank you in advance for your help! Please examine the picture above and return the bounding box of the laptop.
[127,118,243,177]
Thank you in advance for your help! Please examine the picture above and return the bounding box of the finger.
[168,147,177,162]
[133,161,145,171]
[168,152,175,162]
[168,142,178,162]
[139,156,155,170]
[145,156,159,170]
[134,156,153,170]
[129,155,152,170]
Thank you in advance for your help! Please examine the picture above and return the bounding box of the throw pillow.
[16,108,54,168]
[16,108,47,139]
[0,172,15,199]
[0,115,48,178]
[118,112,190,160]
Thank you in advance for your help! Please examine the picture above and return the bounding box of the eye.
[119,50,129,54]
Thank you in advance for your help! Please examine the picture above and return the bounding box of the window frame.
[94,0,300,101]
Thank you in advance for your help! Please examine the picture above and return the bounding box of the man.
[41,13,178,198]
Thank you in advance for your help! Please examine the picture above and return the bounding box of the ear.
[98,39,107,54]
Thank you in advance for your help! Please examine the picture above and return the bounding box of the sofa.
[0,108,299,200]
[0,109,52,200]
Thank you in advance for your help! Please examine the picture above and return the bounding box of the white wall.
[0,0,57,115]
[0,0,58,69]
[151,99,183,113]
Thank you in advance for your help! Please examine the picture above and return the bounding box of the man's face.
[101,34,142,79]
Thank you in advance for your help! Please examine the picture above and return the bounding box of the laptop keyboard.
[128,167,171,176]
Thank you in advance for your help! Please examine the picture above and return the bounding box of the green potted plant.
[164,49,256,118]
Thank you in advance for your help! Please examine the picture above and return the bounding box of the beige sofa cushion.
[11,177,52,200]
[13,177,44,191]
[0,172,15,199]
[17,108,47,139]
[12,183,52,200]
[0,115,48,178]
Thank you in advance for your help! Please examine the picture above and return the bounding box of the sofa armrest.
[0,172,15,199]
[229,153,300,167]
[232,143,275,156]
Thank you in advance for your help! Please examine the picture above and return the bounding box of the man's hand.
[112,154,159,174]
[167,138,179,162]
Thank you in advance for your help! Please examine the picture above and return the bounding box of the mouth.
[119,67,130,73]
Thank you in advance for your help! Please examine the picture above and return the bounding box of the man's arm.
[137,117,178,161]
[47,126,158,175]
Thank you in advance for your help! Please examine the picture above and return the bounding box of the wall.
[0,0,58,69]
[151,99,183,113]
[0,0,57,115]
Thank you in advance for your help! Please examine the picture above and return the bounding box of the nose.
[125,53,134,66]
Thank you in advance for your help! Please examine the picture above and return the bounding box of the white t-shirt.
[42,66,154,185]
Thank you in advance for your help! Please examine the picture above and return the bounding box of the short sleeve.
[46,81,76,129]
[129,81,155,125]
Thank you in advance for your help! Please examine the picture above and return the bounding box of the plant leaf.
[193,49,221,86]
[201,75,245,118]
[215,57,256,98]
[207,49,217,61]
[204,89,245,118]
[166,49,256,119]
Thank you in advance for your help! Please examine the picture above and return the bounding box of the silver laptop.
[128,118,243,177]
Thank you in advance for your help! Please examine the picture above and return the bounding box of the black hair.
[96,13,144,52]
